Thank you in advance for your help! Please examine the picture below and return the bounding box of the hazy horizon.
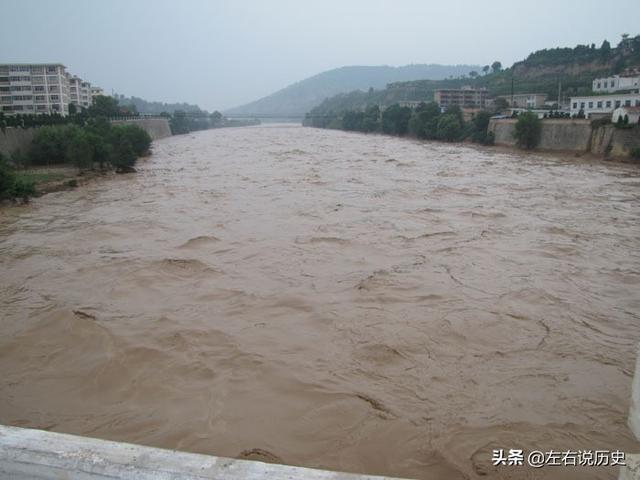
[2,0,639,111]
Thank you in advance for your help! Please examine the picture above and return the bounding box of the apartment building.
[0,63,102,115]
[69,75,92,110]
[90,86,104,98]
[569,92,640,118]
[434,87,489,109]
[592,75,640,93]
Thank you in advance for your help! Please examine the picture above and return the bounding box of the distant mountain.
[225,64,479,117]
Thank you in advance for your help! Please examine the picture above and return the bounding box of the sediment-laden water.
[1,124,639,479]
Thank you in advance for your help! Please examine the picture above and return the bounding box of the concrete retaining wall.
[488,119,593,152]
[111,118,172,140]
[0,127,37,158]
[488,118,640,159]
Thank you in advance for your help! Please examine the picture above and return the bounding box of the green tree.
[471,110,493,144]
[514,111,541,149]
[88,95,121,117]
[436,114,462,142]
[210,111,224,126]
[469,71,479,78]
[67,129,95,170]
[362,104,380,132]
[482,65,490,75]
[342,110,364,131]
[381,104,412,136]
[491,61,502,73]
[494,97,509,113]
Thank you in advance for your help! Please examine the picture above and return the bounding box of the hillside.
[224,64,479,117]
[307,35,640,120]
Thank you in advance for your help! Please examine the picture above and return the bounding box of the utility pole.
[511,70,514,107]
[557,79,562,110]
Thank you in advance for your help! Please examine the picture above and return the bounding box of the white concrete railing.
[629,344,640,440]
[0,425,407,480]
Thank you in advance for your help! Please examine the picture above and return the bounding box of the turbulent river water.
[1,124,639,479]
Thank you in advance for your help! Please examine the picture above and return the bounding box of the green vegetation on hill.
[306,34,640,118]
[225,64,480,117]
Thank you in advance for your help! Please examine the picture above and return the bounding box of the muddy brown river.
[1,124,639,479]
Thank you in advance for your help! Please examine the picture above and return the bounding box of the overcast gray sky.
[2,0,639,111]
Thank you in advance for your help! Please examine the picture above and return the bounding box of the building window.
[580,102,585,109]
[615,100,621,107]
[588,101,593,108]
[636,100,640,107]
[597,101,603,108]
[33,85,45,92]
[625,100,631,106]
[572,102,577,109]
[606,100,612,108]
[596,82,601,89]
[49,95,59,101]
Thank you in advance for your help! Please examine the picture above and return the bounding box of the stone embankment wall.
[488,119,593,152]
[0,118,172,158]
[110,118,172,140]
[488,118,640,159]
[0,128,36,158]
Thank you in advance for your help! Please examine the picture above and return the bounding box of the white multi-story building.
[90,86,104,98]
[0,63,102,115]
[592,75,640,93]
[569,92,640,118]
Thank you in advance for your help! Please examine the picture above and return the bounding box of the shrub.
[0,153,15,197]
[29,125,81,165]
[630,147,640,160]
[0,153,35,200]
[514,112,541,149]
[10,176,36,198]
